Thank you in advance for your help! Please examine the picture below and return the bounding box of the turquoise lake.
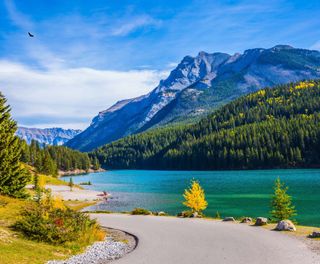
[63,169,320,227]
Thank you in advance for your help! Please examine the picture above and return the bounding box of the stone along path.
[92,214,319,264]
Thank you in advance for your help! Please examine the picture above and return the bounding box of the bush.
[131,208,151,215]
[177,211,193,218]
[14,193,104,245]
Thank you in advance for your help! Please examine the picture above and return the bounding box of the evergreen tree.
[68,177,74,191]
[271,177,296,221]
[92,157,100,170]
[0,93,30,198]
[42,150,58,176]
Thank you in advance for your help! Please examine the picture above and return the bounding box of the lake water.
[63,169,320,227]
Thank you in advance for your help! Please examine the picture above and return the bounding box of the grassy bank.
[0,195,101,264]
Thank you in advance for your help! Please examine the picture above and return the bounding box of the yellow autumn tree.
[183,180,208,213]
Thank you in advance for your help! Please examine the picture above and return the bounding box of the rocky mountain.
[16,127,82,146]
[66,45,320,151]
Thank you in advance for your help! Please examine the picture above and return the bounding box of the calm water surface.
[63,169,320,226]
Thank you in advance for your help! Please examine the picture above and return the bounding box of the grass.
[23,163,68,186]
[0,228,73,264]
[64,200,97,211]
[0,194,104,264]
[23,163,84,189]
[0,195,73,263]
[263,223,320,239]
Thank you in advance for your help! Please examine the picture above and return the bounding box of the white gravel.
[47,237,130,264]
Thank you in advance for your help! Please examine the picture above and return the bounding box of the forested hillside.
[20,140,99,176]
[92,80,320,170]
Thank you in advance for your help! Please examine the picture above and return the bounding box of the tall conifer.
[0,93,30,198]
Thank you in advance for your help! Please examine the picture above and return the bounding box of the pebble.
[47,237,130,264]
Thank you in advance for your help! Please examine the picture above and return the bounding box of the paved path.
[92,214,319,264]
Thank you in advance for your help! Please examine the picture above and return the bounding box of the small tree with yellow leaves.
[183,180,208,214]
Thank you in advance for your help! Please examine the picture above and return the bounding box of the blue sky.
[0,0,319,129]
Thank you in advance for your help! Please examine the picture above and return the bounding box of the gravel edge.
[47,228,137,264]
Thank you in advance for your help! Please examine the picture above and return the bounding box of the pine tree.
[42,150,58,176]
[271,177,296,221]
[68,177,74,191]
[0,93,30,198]
[92,157,100,170]
[183,180,208,213]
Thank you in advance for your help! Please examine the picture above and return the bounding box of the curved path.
[92,214,319,264]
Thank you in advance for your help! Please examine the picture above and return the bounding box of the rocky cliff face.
[66,45,320,151]
[16,127,81,146]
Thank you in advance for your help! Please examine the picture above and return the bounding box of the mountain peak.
[66,45,320,151]
[17,127,82,146]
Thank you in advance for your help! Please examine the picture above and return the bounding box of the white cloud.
[310,41,320,50]
[111,15,162,36]
[0,61,167,129]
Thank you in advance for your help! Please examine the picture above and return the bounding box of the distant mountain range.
[16,127,81,146]
[66,45,320,151]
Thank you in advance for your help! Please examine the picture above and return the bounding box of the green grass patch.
[0,194,105,263]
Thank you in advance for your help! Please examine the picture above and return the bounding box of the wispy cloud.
[4,0,33,30]
[0,60,167,129]
[111,15,162,36]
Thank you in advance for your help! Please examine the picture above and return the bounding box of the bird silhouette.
[28,32,34,37]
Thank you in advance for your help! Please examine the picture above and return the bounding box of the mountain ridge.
[66,45,320,151]
[16,127,81,146]
[92,80,320,170]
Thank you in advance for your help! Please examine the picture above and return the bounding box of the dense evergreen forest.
[92,80,320,170]
[20,140,100,176]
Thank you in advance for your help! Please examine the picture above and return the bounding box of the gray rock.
[223,217,236,222]
[191,212,199,218]
[275,220,296,231]
[309,231,320,238]
[241,217,252,223]
[158,211,167,216]
[255,217,268,226]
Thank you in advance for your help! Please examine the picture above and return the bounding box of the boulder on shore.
[241,217,252,223]
[158,211,167,216]
[309,231,320,238]
[255,217,268,226]
[191,212,203,218]
[275,220,296,231]
[223,217,235,222]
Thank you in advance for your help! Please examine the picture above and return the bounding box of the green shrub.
[177,211,194,218]
[131,208,151,215]
[13,197,104,245]
[215,211,221,219]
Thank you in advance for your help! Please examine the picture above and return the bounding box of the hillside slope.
[92,80,320,170]
[67,45,320,151]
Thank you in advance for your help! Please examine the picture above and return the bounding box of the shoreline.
[39,184,111,201]
[58,168,105,177]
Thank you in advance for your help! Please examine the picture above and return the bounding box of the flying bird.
[28,32,34,37]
